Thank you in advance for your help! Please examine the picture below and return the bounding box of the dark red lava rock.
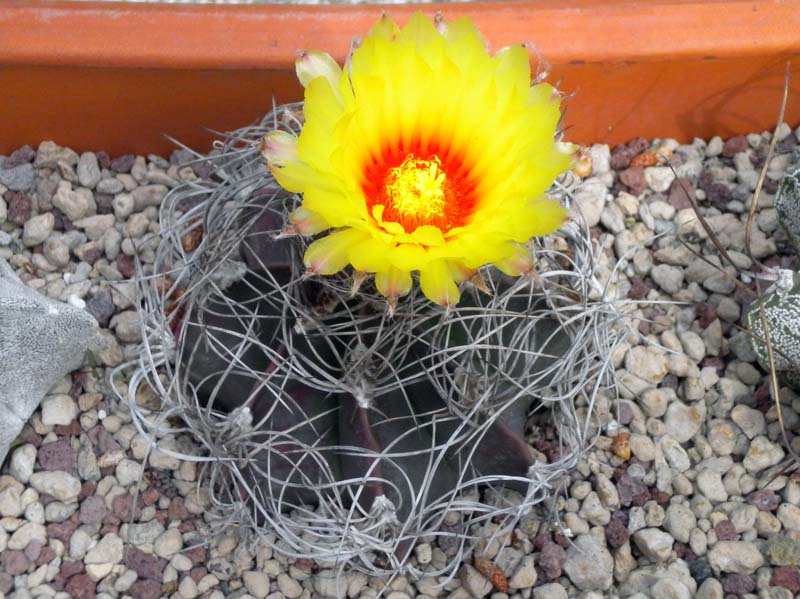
[0,573,12,594]
[47,519,78,544]
[80,244,102,265]
[605,518,629,549]
[748,490,780,511]
[190,566,208,582]
[112,494,142,521]
[168,497,190,521]
[36,545,56,567]
[129,579,162,599]
[126,546,167,580]
[65,574,96,599]
[4,145,36,168]
[695,303,718,328]
[617,472,651,507]
[611,137,650,170]
[0,550,31,575]
[651,489,672,505]
[537,542,566,581]
[668,178,694,210]
[37,438,76,471]
[619,167,647,195]
[722,135,748,158]
[702,356,725,373]
[185,544,207,565]
[714,520,738,541]
[116,254,136,278]
[95,151,111,170]
[51,207,71,232]
[88,425,122,454]
[772,566,800,593]
[53,420,81,437]
[24,539,43,562]
[628,276,650,300]
[79,495,107,525]
[79,481,97,501]
[722,573,755,594]
[673,542,696,562]
[60,559,84,579]
[111,154,135,173]
[178,519,195,533]
[698,171,733,208]
[5,190,32,226]
[142,486,160,506]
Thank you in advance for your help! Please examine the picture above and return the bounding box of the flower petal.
[348,235,391,273]
[419,260,461,305]
[375,266,412,298]
[260,130,299,165]
[494,242,534,277]
[296,50,343,93]
[289,206,330,235]
[304,228,366,275]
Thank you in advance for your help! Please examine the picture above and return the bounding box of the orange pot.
[1,0,799,156]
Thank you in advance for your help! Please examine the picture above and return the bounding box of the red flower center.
[361,139,477,234]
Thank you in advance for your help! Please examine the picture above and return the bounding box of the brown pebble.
[65,573,96,599]
[714,520,737,541]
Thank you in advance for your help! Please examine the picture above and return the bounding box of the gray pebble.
[650,264,684,295]
[96,177,124,195]
[110,309,142,343]
[0,162,35,191]
[696,470,728,503]
[125,519,165,546]
[707,540,764,574]
[85,532,124,564]
[644,166,675,192]
[29,471,81,502]
[52,181,95,221]
[132,184,168,211]
[730,405,765,439]
[9,444,37,483]
[35,141,78,168]
[74,214,115,241]
[631,528,674,561]
[124,212,150,238]
[43,237,70,268]
[277,573,303,599]
[563,534,613,591]
[532,583,567,599]
[22,213,54,247]
[77,152,102,189]
[663,503,696,543]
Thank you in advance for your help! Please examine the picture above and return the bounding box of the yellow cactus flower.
[263,11,572,306]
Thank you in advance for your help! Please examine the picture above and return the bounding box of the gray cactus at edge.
[0,257,104,464]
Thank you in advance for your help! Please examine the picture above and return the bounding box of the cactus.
[776,166,800,254]
[122,104,622,576]
[745,165,800,391]
[746,270,800,390]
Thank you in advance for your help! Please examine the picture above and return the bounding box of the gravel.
[1,127,800,597]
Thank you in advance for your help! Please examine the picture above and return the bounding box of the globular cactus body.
[126,104,620,575]
[747,165,800,391]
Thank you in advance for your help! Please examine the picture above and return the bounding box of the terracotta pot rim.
[2,0,799,71]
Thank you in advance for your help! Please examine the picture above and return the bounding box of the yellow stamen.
[385,155,447,219]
